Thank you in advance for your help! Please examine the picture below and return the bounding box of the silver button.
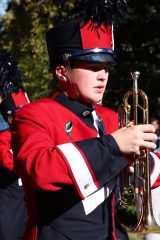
[84,184,90,189]
[83,111,90,117]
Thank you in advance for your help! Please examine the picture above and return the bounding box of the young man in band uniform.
[11,9,158,240]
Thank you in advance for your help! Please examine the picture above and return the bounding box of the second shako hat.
[0,49,29,121]
[46,0,128,69]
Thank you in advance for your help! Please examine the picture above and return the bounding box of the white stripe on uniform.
[82,178,115,215]
[150,152,160,187]
[57,143,98,198]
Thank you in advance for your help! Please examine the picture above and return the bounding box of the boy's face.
[56,61,109,105]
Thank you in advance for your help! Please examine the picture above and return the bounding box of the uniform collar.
[54,92,94,120]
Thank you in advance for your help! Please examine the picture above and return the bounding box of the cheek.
[76,81,89,94]
[77,77,93,93]
[72,72,93,89]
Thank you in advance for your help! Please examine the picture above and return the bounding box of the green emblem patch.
[65,122,73,139]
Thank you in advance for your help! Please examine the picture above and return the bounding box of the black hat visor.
[63,48,115,63]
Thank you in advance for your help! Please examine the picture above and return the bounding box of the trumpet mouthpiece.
[131,71,140,80]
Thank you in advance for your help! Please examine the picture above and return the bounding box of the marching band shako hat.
[0,90,29,121]
[46,0,129,70]
[46,20,115,70]
[0,49,29,122]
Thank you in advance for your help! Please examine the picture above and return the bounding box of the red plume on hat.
[0,49,29,121]
[46,0,129,69]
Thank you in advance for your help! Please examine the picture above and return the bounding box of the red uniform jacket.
[0,130,13,171]
[12,92,160,240]
[11,92,159,240]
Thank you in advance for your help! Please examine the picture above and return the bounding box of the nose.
[97,69,108,82]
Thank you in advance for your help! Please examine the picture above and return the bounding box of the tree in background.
[0,0,75,100]
[105,0,160,115]
[0,0,160,115]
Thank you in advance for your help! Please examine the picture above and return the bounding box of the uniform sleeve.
[150,152,160,189]
[12,106,128,199]
[56,136,127,198]
[0,129,13,171]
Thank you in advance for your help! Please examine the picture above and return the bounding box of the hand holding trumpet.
[111,124,157,158]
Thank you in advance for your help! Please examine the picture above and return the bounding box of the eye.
[72,61,110,72]
[104,66,109,73]
[91,65,109,72]
[87,65,98,71]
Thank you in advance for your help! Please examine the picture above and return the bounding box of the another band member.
[0,49,29,240]
[143,107,160,240]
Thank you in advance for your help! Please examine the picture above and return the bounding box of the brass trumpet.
[118,71,160,233]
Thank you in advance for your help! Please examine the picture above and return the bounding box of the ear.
[55,66,67,82]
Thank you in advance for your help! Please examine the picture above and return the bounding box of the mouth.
[94,86,104,93]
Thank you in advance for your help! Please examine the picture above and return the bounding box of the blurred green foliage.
[116,203,137,228]
[0,0,76,100]
[0,0,160,115]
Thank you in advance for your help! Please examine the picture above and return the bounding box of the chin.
[96,102,102,106]
[94,99,103,106]
[84,96,103,106]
